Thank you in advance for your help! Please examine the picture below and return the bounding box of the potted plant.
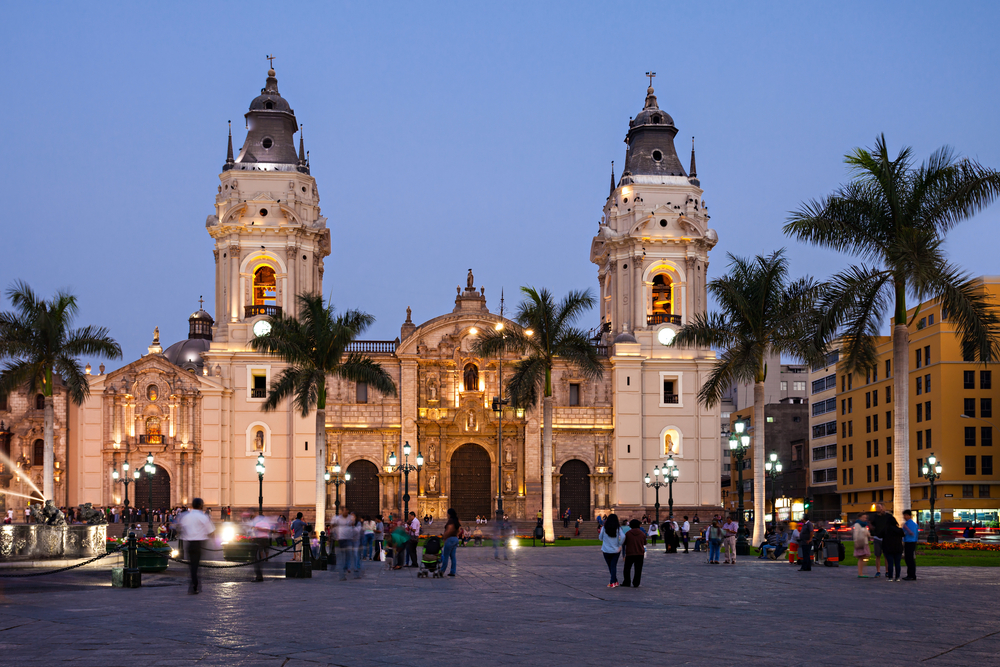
[223,535,259,562]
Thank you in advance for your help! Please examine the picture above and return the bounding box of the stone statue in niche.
[253,429,265,452]
[504,473,513,493]
[429,473,437,492]
[597,449,605,465]
[427,378,438,401]
[504,442,513,464]
[466,411,477,431]
[463,363,478,392]
[428,444,437,463]
[664,433,675,456]
[331,450,337,464]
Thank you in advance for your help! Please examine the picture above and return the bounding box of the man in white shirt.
[680,516,691,553]
[249,513,272,582]
[330,507,354,580]
[407,512,421,567]
[177,498,214,594]
[722,515,740,564]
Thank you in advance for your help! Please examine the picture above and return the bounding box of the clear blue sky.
[4,2,999,368]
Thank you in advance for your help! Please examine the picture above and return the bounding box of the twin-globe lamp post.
[389,442,422,520]
[644,457,679,525]
[111,453,140,521]
[324,463,350,516]
[921,453,943,543]
[143,453,156,536]
[764,452,782,529]
[729,420,751,556]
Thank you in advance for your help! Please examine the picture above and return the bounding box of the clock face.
[657,327,676,346]
[253,320,272,338]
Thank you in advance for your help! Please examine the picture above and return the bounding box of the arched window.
[651,274,673,316]
[253,266,277,306]
[35,394,45,410]
[32,439,44,465]
[145,417,162,444]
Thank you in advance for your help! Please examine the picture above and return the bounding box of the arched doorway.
[345,460,380,518]
[560,460,591,521]
[134,466,171,511]
[449,444,491,521]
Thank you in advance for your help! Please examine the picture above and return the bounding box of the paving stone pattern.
[0,546,997,666]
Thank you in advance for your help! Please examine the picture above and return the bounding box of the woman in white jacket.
[599,513,626,588]
[853,514,872,578]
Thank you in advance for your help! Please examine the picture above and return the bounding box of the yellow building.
[838,277,1000,527]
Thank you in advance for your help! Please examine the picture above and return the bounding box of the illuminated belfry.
[590,75,721,510]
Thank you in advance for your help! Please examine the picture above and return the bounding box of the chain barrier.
[0,546,125,578]
[140,543,297,569]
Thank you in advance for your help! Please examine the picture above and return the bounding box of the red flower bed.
[921,541,1000,552]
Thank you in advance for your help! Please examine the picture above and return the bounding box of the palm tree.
[785,135,1000,521]
[248,293,397,528]
[473,287,603,542]
[0,280,122,500]
[671,250,823,547]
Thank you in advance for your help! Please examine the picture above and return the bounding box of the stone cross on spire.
[266,53,276,69]
[645,71,656,87]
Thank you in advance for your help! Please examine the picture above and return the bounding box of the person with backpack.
[598,513,626,587]
[797,515,814,571]
[706,520,724,564]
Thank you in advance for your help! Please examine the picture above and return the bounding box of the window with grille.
[873,390,879,407]
[983,456,993,476]
[866,441,872,458]
[849,443,854,461]
[982,370,992,389]
[849,421,853,437]
[917,431,923,450]
[812,421,837,439]
[887,462,892,480]
[916,349,922,369]
[866,392,872,408]
[966,426,976,447]
[874,465,879,482]
[812,374,836,394]
[925,346,930,365]
[813,468,837,483]
[885,360,891,378]
[925,430,931,449]
[925,401,931,421]
[924,374,930,393]
[916,404,923,422]
[962,485,973,498]
[874,413,879,431]
[873,439,879,457]
[812,444,837,461]
[980,485,991,498]
[965,398,976,418]
[966,456,977,475]
[915,377,922,396]
[866,416,871,433]
[812,398,836,416]
[887,436,892,455]
[983,427,993,447]
[866,466,872,483]
[886,385,892,403]
[982,398,992,419]
[964,370,975,388]
[849,468,854,484]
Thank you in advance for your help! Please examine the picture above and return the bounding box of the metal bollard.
[123,530,141,588]
[316,531,328,570]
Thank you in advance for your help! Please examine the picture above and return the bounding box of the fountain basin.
[0,525,107,561]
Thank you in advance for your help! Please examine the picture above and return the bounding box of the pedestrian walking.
[869,502,890,577]
[331,507,354,580]
[648,521,659,546]
[563,507,571,528]
[680,516,690,553]
[177,497,214,594]
[852,514,871,578]
[575,517,581,537]
[797,515,814,571]
[598,513,626,587]
[881,514,904,581]
[373,515,385,561]
[663,520,676,553]
[622,519,647,587]
[706,520,724,564]
[407,511,421,567]
[902,510,919,580]
[722,515,739,564]
[441,508,460,576]
[249,512,271,582]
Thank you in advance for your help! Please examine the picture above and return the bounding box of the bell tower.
[206,66,330,347]
[590,78,721,514]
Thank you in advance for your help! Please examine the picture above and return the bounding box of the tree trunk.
[892,323,910,523]
[43,395,54,501]
[315,408,327,530]
[542,395,554,542]
[752,381,765,547]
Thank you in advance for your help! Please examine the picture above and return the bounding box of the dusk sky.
[4,2,999,369]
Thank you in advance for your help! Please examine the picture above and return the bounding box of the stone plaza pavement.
[0,545,997,666]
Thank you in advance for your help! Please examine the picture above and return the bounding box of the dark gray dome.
[248,70,293,112]
[614,331,637,344]
[163,338,210,373]
[620,85,686,180]
[225,68,307,174]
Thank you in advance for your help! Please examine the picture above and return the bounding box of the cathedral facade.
[68,68,722,521]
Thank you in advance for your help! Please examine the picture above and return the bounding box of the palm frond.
[932,267,1000,364]
[506,356,546,410]
[334,353,399,397]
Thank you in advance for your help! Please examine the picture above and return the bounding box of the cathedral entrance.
[345,460,380,518]
[449,444,492,521]
[559,460,591,521]
[134,467,171,511]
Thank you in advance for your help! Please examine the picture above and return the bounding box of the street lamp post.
[324,464,351,516]
[255,453,265,516]
[729,421,751,556]
[764,452,783,529]
[143,453,155,536]
[491,299,508,526]
[389,441,422,520]
[644,457,680,525]
[111,451,136,520]
[921,453,943,543]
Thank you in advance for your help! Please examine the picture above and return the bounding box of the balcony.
[250,388,267,398]
[139,434,163,445]
[245,305,282,318]
[663,394,680,404]
[347,340,398,354]
[593,345,609,357]
[648,313,682,326]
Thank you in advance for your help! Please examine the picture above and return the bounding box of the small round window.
[652,150,663,162]
[259,208,268,217]
[301,186,306,192]
[623,197,628,203]
[262,137,273,149]
[659,219,668,227]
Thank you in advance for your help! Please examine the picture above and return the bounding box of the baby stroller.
[418,535,444,578]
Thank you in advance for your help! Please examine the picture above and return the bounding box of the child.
[622,519,648,587]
